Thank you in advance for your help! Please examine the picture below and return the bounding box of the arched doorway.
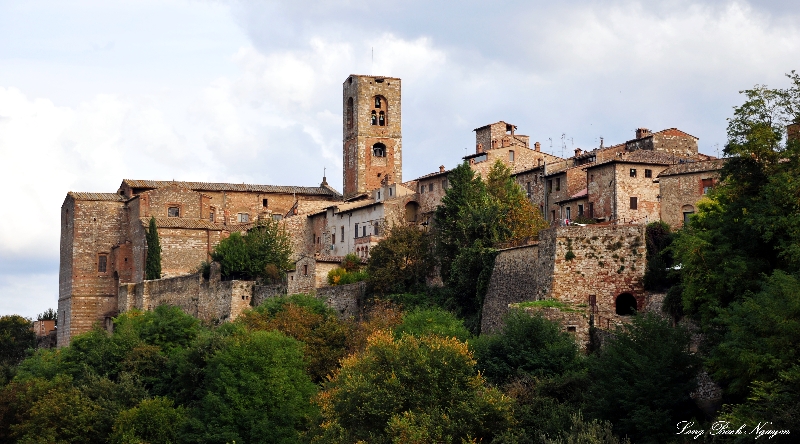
[405,201,419,223]
[615,293,637,316]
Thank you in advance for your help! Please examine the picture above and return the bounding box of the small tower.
[343,74,402,199]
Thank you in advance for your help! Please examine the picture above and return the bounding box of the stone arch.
[373,143,386,157]
[615,293,637,316]
[405,201,420,223]
[682,204,695,212]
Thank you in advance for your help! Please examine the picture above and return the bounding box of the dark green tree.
[0,315,36,384]
[145,216,162,280]
[367,224,433,295]
[586,313,701,443]
[211,218,292,282]
[672,71,800,330]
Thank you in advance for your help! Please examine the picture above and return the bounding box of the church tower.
[343,75,402,199]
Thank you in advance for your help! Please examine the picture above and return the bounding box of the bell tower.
[343,74,402,199]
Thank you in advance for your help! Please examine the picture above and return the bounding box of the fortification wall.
[317,281,364,318]
[253,284,287,307]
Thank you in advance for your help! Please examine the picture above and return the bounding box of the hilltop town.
[57,74,725,347]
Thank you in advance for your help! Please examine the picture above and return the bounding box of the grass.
[512,299,582,313]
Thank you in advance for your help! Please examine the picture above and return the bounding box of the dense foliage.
[0,316,36,385]
[434,161,548,333]
[211,218,292,282]
[366,224,433,294]
[145,216,162,280]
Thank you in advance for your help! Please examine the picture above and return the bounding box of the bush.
[210,218,291,282]
[367,225,433,295]
[393,307,471,342]
[327,267,367,286]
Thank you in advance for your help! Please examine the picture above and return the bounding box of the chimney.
[574,148,582,157]
[439,165,445,173]
[636,128,652,139]
[534,141,541,152]
[600,137,604,149]
[476,143,483,153]
[788,121,800,143]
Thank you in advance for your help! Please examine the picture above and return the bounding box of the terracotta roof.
[414,169,450,181]
[554,188,588,204]
[335,199,381,213]
[658,159,725,177]
[68,192,127,202]
[140,217,251,232]
[122,179,341,197]
[586,150,693,169]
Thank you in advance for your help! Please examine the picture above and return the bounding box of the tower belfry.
[342,74,402,199]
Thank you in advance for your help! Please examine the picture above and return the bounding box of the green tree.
[393,307,471,342]
[313,330,512,444]
[486,160,548,244]
[211,218,292,282]
[473,310,583,386]
[185,330,316,444]
[146,216,162,280]
[673,72,800,330]
[367,225,433,295]
[586,313,701,443]
[111,397,186,444]
[0,315,36,384]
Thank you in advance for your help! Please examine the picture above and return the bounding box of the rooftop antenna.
[371,47,374,73]
[561,133,566,158]
[548,137,553,155]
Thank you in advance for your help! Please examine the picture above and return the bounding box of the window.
[644,169,652,178]
[442,179,448,189]
[630,168,637,177]
[98,254,108,273]
[630,196,638,210]
[332,233,336,244]
[389,188,393,197]
[371,111,377,125]
[551,210,556,221]
[262,198,268,208]
[555,178,561,191]
[566,207,571,220]
[683,211,694,224]
[168,206,180,217]
[702,178,714,194]
[509,150,515,162]
[377,190,381,200]
[547,179,553,192]
[272,214,283,221]
[567,326,577,333]
[379,111,385,126]
[589,202,594,218]
[526,181,531,198]
[578,204,584,217]
[354,223,359,238]
[373,143,386,157]
[237,213,249,223]
[374,224,379,235]
[419,184,424,194]
[346,97,354,129]
[473,154,487,163]
[428,183,433,192]
[303,264,308,276]
[340,226,344,241]
[209,209,215,223]
[363,226,367,237]
[316,235,320,245]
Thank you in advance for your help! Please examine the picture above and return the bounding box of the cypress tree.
[146,216,162,280]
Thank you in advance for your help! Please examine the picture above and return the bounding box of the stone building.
[58,181,340,346]
[657,159,725,228]
[343,75,402,199]
[57,71,731,347]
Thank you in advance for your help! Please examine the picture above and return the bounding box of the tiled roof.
[658,159,725,177]
[122,179,341,197]
[554,188,588,204]
[587,150,693,169]
[335,199,380,213]
[140,217,251,232]
[68,192,127,202]
[414,169,450,181]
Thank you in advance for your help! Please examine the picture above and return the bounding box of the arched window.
[371,111,377,125]
[379,111,385,126]
[615,293,637,316]
[375,96,382,108]
[373,143,386,157]
[346,97,354,129]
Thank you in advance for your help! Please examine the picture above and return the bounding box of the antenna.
[548,138,553,155]
[371,47,374,73]
[561,133,566,158]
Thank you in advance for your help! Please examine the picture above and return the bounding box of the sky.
[1,0,799,318]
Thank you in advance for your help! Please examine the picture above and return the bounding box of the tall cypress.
[145,216,162,280]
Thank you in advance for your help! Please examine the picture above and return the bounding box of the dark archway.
[615,293,637,316]
[373,143,386,157]
[405,201,419,223]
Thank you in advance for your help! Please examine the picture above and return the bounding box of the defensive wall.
[481,224,648,344]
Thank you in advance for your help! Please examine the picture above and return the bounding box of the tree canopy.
[211,218,292,282]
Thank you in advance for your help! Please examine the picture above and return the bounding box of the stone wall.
[481,224,646,336]
[317,281,364,318]
[613,162,668,224]
[119,273,256,324]
[658,161,723,228]
[521,305,591,350]
[252,283,287,307]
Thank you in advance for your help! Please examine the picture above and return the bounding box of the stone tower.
[342,74,402,199]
